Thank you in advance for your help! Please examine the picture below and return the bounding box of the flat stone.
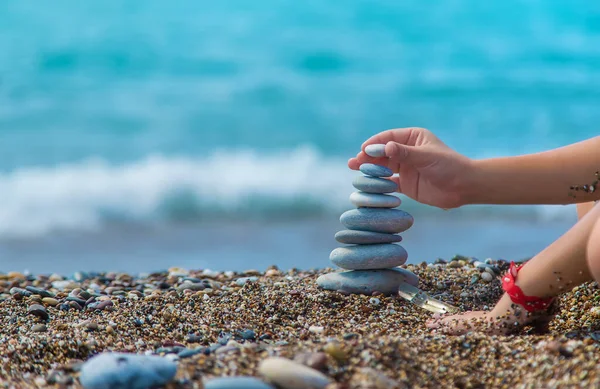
[32,324,47,333]
[79,352,177,389]
[335,230,402,245]
[205,377,275,389]
[176,283,205,293]
[349,192,401,208]
[365,144,386,157]
[316,268,419,295]
[236,277,258,286]
[353,176,398,194]
[330,244,407,270]
[25,286,55,298]
[178,348,205,359]
[359,163,393,177]
[340,208,414,234]
[259,357,332,389]
[9,287,32,297]
[42,297,59,306]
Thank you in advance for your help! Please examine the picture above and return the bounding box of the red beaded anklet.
[502,262,554,312]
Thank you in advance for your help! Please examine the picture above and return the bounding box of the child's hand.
[348,127,474,209]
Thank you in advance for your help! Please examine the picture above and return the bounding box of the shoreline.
[0,213,573,275]
[1,259,599,388]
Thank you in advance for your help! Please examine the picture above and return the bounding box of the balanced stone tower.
[317,144,419,295]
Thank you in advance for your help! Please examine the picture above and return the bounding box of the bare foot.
[426,294,553,335]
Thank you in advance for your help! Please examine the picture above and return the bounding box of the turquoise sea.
[1,1,599,273]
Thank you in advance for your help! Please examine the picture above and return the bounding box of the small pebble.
[236,277,258,286]
[205,377,275,389]
[42,297,59,306]
[481,272,493,282]
[27,304,49,320]
[359,163,393,178]
[308,326,324,334]
[25,286,54,298]
[32,324,47,333]
[294,352,328,371]
[323,341,347,362]
[259,357,332,389]
[364,144,386,158]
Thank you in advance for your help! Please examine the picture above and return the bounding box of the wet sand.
[1,259,599,388]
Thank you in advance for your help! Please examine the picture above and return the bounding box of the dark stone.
[25,286,54,298]
[87,300,113,311]
[559,347,574,358]
[66,296,87,306]
[178,348,205,359]
[342,333,359,340]
[565,331,580,339]
[28,304,49,320]
[237,329,256,340]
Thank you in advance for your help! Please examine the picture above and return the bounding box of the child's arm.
[351,128,600,207]
[464,136,600,205]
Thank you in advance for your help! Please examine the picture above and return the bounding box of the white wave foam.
[0,147,578,238]
[0,147,355,238]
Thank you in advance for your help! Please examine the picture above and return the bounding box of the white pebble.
[259,357,332,389]
[369,298,381,306]
[308,326,324,334]
[365,144,386,158]
[481,272,493,282]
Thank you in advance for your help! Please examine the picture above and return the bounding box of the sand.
[1,259,600,388]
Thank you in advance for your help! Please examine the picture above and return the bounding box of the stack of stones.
[317,144,419,295]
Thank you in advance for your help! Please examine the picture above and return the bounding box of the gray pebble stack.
[318,152,419,295]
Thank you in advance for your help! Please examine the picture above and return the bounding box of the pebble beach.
[2,258,600,388]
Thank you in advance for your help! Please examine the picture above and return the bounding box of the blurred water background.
[1,0,599,274]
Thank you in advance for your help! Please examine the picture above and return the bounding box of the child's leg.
[577,202,596,219]
[428,202,600,335]
[586,212,600,280]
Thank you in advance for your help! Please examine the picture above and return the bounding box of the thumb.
[385,142,433,166]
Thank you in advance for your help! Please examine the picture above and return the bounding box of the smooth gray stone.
[205,377,275,389]
[365,144,386,157]
[335,230,402,244]
[79,353,177,389]
[340,208,414,234]
[349,191,400,208]
[330,244,407,270]
[352,176,397,194]
[316,269,419,295]
[359,163,393,178]
[258,358,332,389]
